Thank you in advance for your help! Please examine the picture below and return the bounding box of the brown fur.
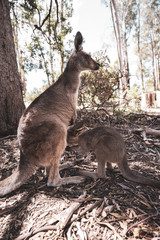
[0,32,100,197]
[78,126,160,188]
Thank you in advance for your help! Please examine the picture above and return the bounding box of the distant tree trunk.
[150,34,156,91]
[155,52,160,89]
[110,0,130,99]
[0,0,25,137]
[110,0,123,81]
[122,21,130,89]
[137,1,144,92]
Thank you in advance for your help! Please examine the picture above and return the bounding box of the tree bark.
[155,52,160,90]
[123,21,130,89]
[110,0,130,99]
[150,34,156,91]
[0,0,25,136]
[110,0,123,79]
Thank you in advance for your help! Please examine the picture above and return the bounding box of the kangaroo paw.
[47,176,86,187]
[47,176,62,187]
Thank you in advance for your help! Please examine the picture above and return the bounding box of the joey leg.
[47,158,85,186]
[107,162,112,170]
[97,159,106,178]
[45,161,74,177]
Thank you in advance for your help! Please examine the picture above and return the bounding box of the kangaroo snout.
[95,62,100,70]
[90,59,100,71]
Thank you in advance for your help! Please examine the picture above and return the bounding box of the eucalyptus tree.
[107,0,137,98]
[104,0,137,99]
[0,0,25,136]
[138,0,160,91]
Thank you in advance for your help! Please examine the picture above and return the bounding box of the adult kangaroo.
[78,126,160,188]
[0,32,100,197]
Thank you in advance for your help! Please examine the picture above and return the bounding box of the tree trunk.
[150,34,156,91]
[0,0,25,137]
[110,0,130,99]
[155,52,160,90]
[60,0,64,72]
[123,22,130,89]
[110,0,123,78]
[137,0,144,92]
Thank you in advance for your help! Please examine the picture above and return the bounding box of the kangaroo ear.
[74,31,83,52]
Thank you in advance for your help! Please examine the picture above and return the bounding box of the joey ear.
[74,31,83,52]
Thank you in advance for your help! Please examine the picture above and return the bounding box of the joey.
[78,126,160,188]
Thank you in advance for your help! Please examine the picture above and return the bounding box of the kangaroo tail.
[0,153,37,197]
[118,154,160,188]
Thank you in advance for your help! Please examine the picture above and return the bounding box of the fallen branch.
[0,135,17,141]
[133,128,160,137]
[15,191,86,240]
[15,225,57,240]
[57,191,87,229]
[66,198,103,227]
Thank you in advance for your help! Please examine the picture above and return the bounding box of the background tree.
[11,0,73,89]
[0,0,25,137]
[109,0,137,98]
[137,0,160,91]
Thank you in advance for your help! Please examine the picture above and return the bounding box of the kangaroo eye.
[85,55,90,60]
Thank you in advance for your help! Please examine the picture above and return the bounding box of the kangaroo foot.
[78,169,97,179]
[47,176,86,187]
[47,177,62,187]
[60,176,86,185]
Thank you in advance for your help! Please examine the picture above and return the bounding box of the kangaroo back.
[118,154,160,188]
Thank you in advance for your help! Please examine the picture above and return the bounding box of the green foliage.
[78,50,119,109]
[113,83,142,115]
[11,0,73,87]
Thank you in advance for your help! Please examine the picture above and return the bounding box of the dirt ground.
[0,110,160,240]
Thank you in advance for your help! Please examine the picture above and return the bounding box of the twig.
[34,0,52,30]
[117,183,149,202]
[98,221,123,240]
[15,226,57,240]
[0,135,17,141]
[126,213,159,234]
[107,213,147,223]
[66,199,103,227]
[58,191,87,229]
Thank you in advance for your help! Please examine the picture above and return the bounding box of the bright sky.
[71,0,111,52]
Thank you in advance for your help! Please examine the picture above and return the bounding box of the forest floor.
[0,109,160,240]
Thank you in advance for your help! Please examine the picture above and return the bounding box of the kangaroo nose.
[96,62,100,69]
